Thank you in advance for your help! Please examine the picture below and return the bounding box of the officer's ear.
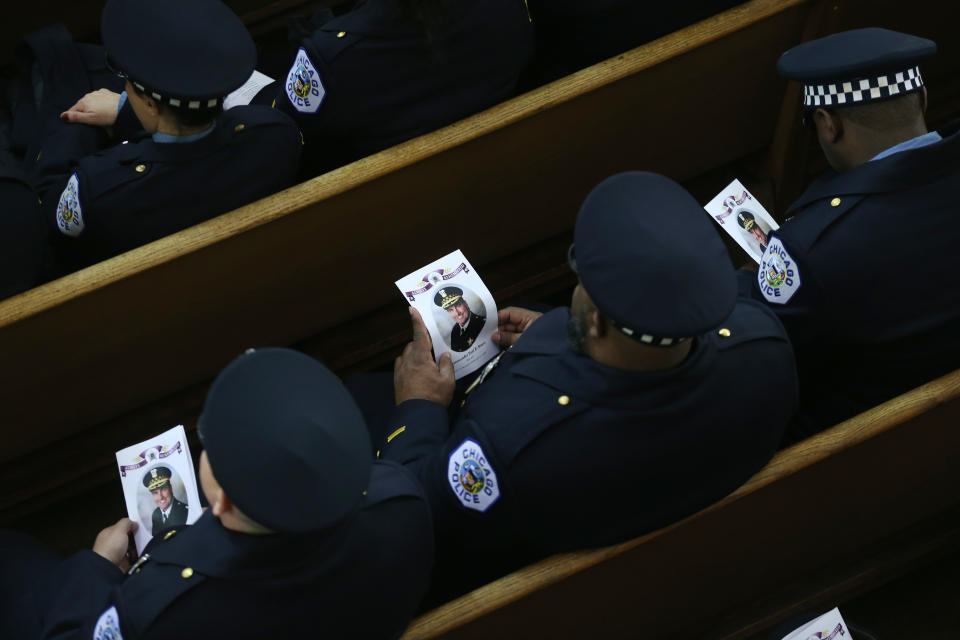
[210,489,232,518]
[813,108,843,143]
[919,87,928,115]
[588,310,607,339]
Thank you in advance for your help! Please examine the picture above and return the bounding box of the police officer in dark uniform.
[0,165,47,298]
[142,466,189,536]
[269,0,534,175]
[384,172,798,601]
[434,286,486,351]
[742,28,960,441]
[0,349,433,639]
[30,0,302,274]
[737,209,768,253]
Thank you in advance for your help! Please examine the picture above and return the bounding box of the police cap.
[570,172,735,345]
[199,348,372,533]
[434,287,464,309]
[143,466,172,491]
[101,0,256,112]
[737,210,757,231]
[777,28,936,108]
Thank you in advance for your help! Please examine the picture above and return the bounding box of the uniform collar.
[869,131,942,162]
[788,127,960,213]
[507,308,715,409]
[149,511,353,580]
[152,123,216,144]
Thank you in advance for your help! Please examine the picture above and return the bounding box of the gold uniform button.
[830,197,841,207]
[558,395,570,406]
[718,328,732,338]
[181,567,194,579]
[163,529,177,540]
[135,164,147,173]
[234,124,246,132]
[362,490,368,496]
[337,31,347,38]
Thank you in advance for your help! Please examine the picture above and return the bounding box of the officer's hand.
[61,89,122,128]
[493,306,543,348]
[394,307,455,406]
[93,518,138,572]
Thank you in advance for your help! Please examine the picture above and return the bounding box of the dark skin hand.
[394,307,456,406]
[492,306,542,348]
[93,517,138,572]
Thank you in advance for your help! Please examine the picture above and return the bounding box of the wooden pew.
[400,369,960,639]
[0,0,820,521]
[3,0,959,527]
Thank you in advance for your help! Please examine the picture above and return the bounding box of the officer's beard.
[566,307,589,355]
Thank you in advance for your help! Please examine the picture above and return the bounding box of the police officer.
[0,348,433,638]
[742,28,960,441]
[737,210,768,253]
[384,171,798,601]
[0,166,48,298]
[434,286,486,352]
[31,0,302,274]
[142,466,189,536]
[270,0,534,175]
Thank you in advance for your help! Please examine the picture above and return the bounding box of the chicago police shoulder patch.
[447,438,500,512]
[93,605,124,640]
[285,47,326,114]
[757,236,802,304]
[56,172,85,237]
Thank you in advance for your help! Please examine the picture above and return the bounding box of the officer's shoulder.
[221,105,299,132]
[715,297,790,349]
[363,459,427,506]
[73,139,155,199]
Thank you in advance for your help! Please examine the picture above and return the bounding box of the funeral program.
[115,424,202,554]
[703,179,780,264]
[396,249,499,380]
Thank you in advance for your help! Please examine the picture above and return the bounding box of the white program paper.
[780,608,850,640]
[223,70,275,110]
[703,179,779,264]
[395,249,499,380]
[115,425,201,554]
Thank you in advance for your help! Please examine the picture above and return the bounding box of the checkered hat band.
[803,67,923,107]
[132,81,223,111]
[611,320,690,347]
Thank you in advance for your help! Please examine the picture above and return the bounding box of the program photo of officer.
[737,210,770,255]
[434,286,486,352]
[140,466,189,537]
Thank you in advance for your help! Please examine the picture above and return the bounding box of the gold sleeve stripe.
[386,426,407,443]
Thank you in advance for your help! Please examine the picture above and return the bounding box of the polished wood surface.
[401,369,960,639]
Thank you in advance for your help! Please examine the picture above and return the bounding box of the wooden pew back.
[401,369,960,639]
[0,0,815,515]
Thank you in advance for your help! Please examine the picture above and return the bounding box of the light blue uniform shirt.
[116,90,217,143]
[870,131,942,162]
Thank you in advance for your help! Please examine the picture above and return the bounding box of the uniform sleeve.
[381,402,510,537]
[30,118,107,203]
[113,98,145,141]
[745,232,832,356]
[39,551,128,640]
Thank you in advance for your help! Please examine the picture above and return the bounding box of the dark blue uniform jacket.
[33,105,301,274]
[382,303,796,600]
[31,461,432,640]
[740,126,960,441]
[276,0,534,174]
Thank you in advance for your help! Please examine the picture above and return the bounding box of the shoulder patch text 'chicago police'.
[448,438,500,512]
[757,236,802,304]
[93,605,124,640]
[285,48,326,114]
[56,173,85,237]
